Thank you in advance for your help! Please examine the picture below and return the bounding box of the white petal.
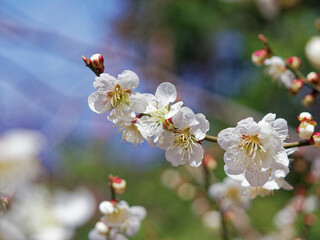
[165,148,188,167]
[130,206,147,220]
[261,113,276,123]
[165,101,183,119]
[189,143,204,167]
[217,127,238,150]
[88,92,111,113]
[94,74,117,91]
[191,113,210,140]
[131,93,148,113]
[118,70,139,90]
[155,82,177,107]
[224,150,247,173]
[272,118,288,141]
[245,166,270,187]
[157,131,175,150]
[172,107,196,130]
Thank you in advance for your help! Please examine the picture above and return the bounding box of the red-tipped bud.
[310,132,320,148]
[112,178,126,194]
[109,175,126,194]
[297,121,315,140]
[90,54,105,74]
[82,56,90,65]
[289,79,304,95]
[252,49,269,66]
[163,118,175,131]
[202,154,217,170]
[286,56,302,70]
[306,72,320,84]
[258,34,268,44]
[297,112,313,122]
[302,94,315,107]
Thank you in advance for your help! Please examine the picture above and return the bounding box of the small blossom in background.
[0,129,44,195]
[305,36,320,70]
[0,186,95,240]
[158,106,210,167]
[218,113,289,187]
[208,177,250,211]
[264,56,295,88]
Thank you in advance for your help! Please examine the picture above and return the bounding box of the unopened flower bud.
[289,79,304,95]
[286,56,302,70]
[302,94,315,107]
[90,54,105,74]
[99,201,115,214]
[297,122,315,140]
[95,221,109,234]
[252,49,269,66]
[297,112,313,122]
[112,178,127,194]
[258,34,268,44]
[202,154,217,170]
[163,118,175,131]
[306,72,320,84]
[310,132,320,148]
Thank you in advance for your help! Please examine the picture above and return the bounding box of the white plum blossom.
[0,129,44,194]
[208,177,250,210]
[92,200,146,240]
[88,70,148,122]
[158,107,210,167]
[108,114,152,147]
[139,82,183,142]
[264,56,295,88]
[218,113,289,187]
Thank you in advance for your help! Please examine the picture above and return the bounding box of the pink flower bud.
[310,132,320,148]
[302,94,315,107]
[90,54,105,74]
[111,178,127,194]
[286,56,302,70]
[306,72,320,84]
[297,112,313,122]
[202,154,216,170]
[251,49,269,66]
[297,122,315,140]
[290,79,304,95]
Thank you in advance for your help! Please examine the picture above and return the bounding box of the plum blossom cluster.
[252,35,320,107]
[89,176,146,240]
[87,60,210,167]
[217,113,293,194]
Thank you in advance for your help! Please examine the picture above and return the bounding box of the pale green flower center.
[169,128,197,153]
[107,84,131,110]
[238,134,265,160]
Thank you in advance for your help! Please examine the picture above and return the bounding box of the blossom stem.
[283,140,311,149]
[204,135,218,142]
[219,208,229,240]
[82,56,100,77]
